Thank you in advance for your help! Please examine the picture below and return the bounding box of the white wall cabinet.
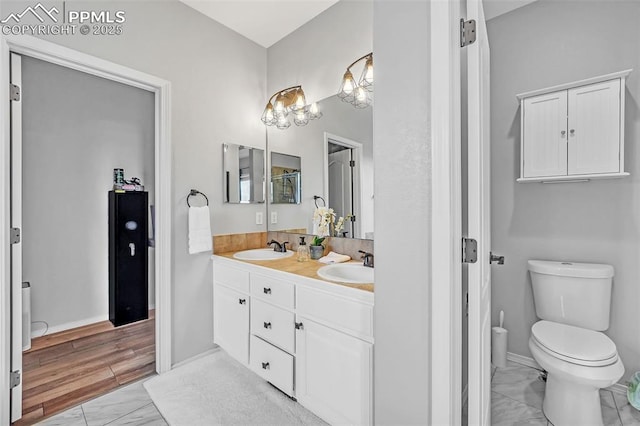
[517,70,631,183]
[212,256,374,425]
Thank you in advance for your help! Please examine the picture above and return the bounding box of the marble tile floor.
[37,359,640,426]
[488,361,640,426]
[35,377,167,426]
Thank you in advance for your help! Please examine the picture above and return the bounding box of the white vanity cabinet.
[295,285,373,426]
[517,70,631,182]
[211,256,374,425]
[248,273,296,396]
[212,263,250,365]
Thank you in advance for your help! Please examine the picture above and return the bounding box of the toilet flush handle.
[490,252,504,265]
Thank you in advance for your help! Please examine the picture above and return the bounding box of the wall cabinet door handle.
[129,243,135,256]
[238,298,246,305]
[263,321,272,329]
[263,287,271,295]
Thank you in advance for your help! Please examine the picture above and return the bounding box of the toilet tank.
[528,260,614,331]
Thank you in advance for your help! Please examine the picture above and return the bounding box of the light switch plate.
[271,211,278,224]
[256,212,263,225]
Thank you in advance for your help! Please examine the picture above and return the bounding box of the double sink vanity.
[211,247,374,425]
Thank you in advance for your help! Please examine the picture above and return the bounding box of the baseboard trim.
[507,352,541,370]
[31,314,108,338]
[171,346,221,370]
[506,352,627,395]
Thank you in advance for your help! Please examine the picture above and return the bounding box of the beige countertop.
[215,251,374,293]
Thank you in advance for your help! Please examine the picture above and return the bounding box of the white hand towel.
[188,206,212,254]
[318,251,351,264]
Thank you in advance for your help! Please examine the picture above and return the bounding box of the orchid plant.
[313,207,352,237]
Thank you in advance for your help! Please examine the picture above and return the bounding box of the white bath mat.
[143,349,326,426]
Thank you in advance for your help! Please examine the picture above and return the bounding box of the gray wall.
[266,95,373,236]
[4,0,268,364]
[21,56,155,334]
[488,0,640,381]
[373,0,432,423]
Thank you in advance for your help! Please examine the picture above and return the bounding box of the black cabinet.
[109,191,148,327]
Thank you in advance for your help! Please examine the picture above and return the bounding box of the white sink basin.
[317,262,374,284]
[233,248,294,261]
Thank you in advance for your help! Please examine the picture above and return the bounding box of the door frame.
[0,34,173,421]
[323,132,364,238]
[430,0,463,425]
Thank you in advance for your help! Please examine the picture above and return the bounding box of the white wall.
[21,55,155,334]
[267,1,373,104]
[3,0,268,364]
[373,0,432,423]
[488,0,640,381]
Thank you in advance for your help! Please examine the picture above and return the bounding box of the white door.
[213,284,249,365]
[295,316,372,425]
[567,79,621,175]
[10,52,23,423]
[328,147,353,232]
[523,91,568,178]
[467,0,492,424]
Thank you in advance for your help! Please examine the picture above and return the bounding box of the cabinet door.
[295,317,372,425]
[568,79,621,175]
[213,284,249,365]
[522,91,568,178]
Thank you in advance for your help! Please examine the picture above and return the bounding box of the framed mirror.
[222,143,265,204]
[266,94,373,239]
[270,152,301,204]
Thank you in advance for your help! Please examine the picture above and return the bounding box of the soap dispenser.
[297,236,310,262]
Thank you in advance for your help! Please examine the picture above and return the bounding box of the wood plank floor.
[15,312,156,425]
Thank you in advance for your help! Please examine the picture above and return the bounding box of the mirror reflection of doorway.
[325,135,363,239]
[328,143,354,237]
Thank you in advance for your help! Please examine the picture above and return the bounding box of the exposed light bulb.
[363,58,374,86]
[295,90,306,111]
[356,86,367,102]
[309,102,319,115]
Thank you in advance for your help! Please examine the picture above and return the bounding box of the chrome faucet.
[358,250,374,268]
[267,240,289,253]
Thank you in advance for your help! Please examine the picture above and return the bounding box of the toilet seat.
[531,321,618,367]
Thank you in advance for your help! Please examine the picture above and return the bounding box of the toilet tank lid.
[528,260,614,279]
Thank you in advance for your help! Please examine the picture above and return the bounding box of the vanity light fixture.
[261,85,322,130]
[338,52,373,108]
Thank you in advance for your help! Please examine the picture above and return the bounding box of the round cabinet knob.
[570,129,575,135]
[561,130,566,136]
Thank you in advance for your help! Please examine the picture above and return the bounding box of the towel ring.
[187,189,209,207]
[313,195,326,208]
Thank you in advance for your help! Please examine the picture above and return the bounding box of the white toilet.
[528,260,624,426]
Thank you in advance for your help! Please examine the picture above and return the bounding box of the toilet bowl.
[528,260,624,426]
[529,321,624,426]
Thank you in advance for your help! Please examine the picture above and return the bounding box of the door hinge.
[10,228,20,244]
[10,84,20,102]
[349,160,355,167]
[10,370,21,389]
[462,237,478,263]
[460,18,477,47]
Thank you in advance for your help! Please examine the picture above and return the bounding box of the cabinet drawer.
[214,263,250,293]
[250,299,295,353]
[250,273,294,309]
[250,335,294,397]
[297,286,373,339]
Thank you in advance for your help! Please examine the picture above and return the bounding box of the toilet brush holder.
[491,326,508,368]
